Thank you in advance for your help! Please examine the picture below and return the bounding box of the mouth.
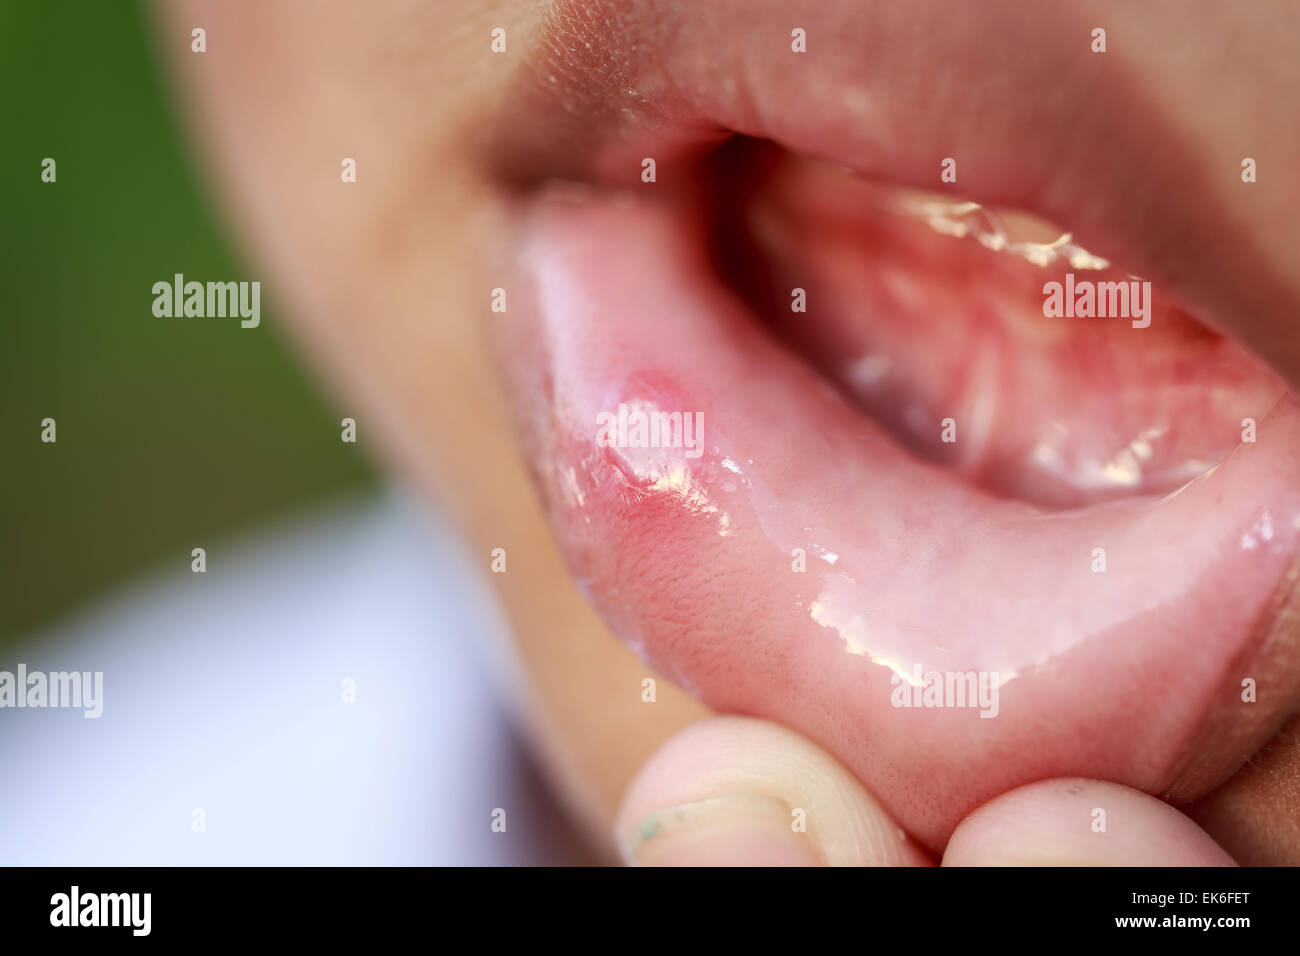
[484,0,1300,851]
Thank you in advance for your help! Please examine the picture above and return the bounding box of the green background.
[0,2,375,645]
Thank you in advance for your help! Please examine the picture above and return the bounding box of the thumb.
[942,778,1237,866]
[613,716,931,866]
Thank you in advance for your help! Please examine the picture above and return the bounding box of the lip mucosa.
[487,0,1300,852]
[706,141,1288,510]
[493,181,1300,849]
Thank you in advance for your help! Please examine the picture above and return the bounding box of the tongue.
[714,152,1287,508]
[498,186,1300,850]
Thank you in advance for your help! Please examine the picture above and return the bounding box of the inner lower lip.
[494,162,1300,848]
[703,140,1287,510]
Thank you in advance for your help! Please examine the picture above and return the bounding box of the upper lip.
[487,0,1300,387]
[484,0,1300,851]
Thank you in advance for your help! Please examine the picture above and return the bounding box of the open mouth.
[484,0,1300,851]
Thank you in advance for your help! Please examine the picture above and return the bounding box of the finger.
[942,778,1236,866]
[613,716,932,866]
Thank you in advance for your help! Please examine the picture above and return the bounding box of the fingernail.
[620,792,821,866]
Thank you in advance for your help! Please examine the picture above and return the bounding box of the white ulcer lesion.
[1030,423,1146,489]
[848,353,893,390]
[644,464,733,537]
[1240,509,1276,552]
[1030,423,1221,495]
[896,197,1112,271]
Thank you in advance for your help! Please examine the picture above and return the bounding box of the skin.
[156,0,1299,863]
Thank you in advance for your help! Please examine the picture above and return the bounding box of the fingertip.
[942,778,1237,866]
[614,716,932,866]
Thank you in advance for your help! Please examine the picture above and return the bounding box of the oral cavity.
[710,152,1287,509]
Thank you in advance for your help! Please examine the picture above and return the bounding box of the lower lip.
[495,184,1300,850]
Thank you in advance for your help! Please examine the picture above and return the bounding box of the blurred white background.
[0,492,589,865]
